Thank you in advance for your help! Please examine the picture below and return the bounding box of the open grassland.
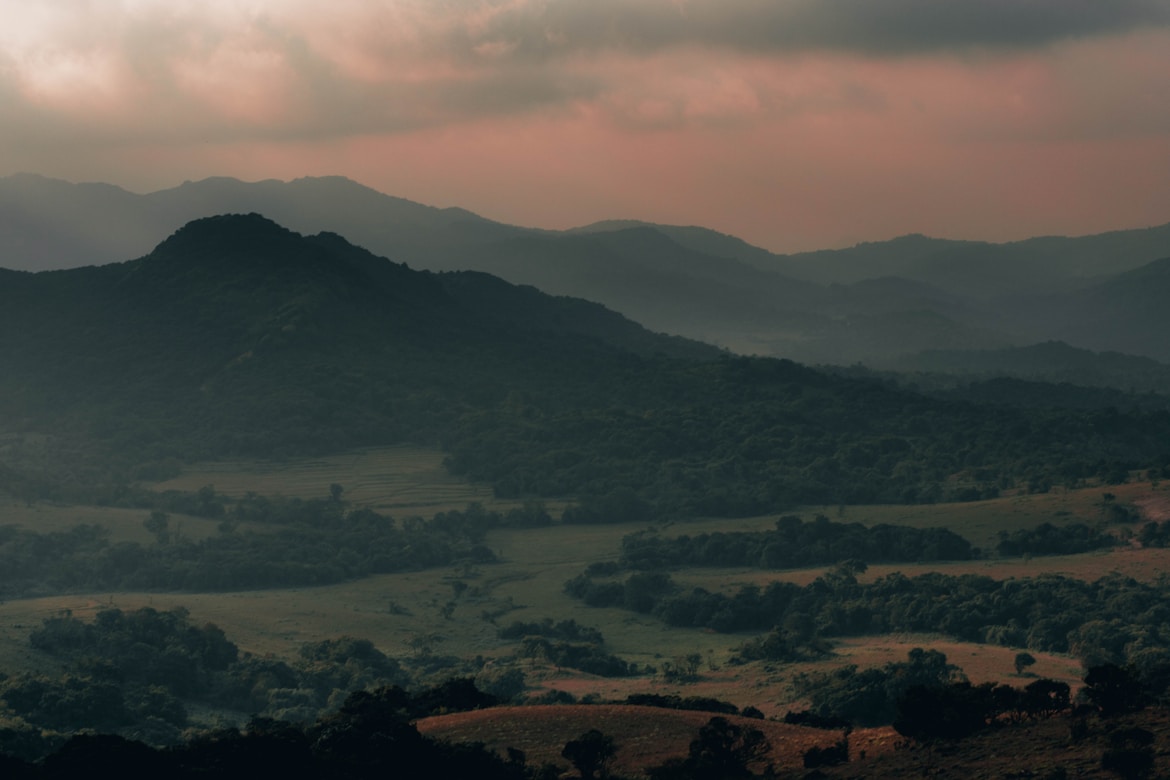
[660,479,1162,553]
[151,445,569,516]
[1,452,1164,718]
[0,505,1133,717]
[824,480,1163,552]
[672,545,1170,594]
[0,499,227,544]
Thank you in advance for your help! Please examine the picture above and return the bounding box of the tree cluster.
[619,513,974,571]
[0,498,496,597]
[0,685,520,780]
[566,565,1170,672]
[996,522,1117,557]
[0,607,422,748]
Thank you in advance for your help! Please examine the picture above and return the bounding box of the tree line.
[565,564,1170,675]
[0,495,505,597]
[618,513,976,570]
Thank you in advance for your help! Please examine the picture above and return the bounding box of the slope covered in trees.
[2,214,1169,518]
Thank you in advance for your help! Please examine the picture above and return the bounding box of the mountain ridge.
[3,173,1169,365]
[4,211,1170,518]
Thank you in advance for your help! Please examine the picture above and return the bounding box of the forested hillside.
[1,214,1168,518]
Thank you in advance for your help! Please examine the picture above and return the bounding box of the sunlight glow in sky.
[2,0,1169,251]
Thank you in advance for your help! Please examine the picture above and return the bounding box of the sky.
[2,1,1169,253]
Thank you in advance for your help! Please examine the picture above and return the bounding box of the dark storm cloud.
[451,0,1170,62]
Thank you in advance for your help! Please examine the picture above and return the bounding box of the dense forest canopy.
[1,214,1168,520]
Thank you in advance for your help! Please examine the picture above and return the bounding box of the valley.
[0,205,1167,776]
[1,447,1160,709]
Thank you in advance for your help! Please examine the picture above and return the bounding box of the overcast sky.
[3,0,1169,252]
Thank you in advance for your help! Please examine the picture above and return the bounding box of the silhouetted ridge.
[142,212,335,276]
[121,213,455,325]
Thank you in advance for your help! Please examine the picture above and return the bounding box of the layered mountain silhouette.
[3,173,1169,365]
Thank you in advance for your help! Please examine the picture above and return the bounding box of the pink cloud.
[2,3,1168,252]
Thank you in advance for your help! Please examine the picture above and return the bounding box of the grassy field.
[658,479,1159,553]
[0,449,1164,719]
[149,445,570,516]
[0,499,228,544]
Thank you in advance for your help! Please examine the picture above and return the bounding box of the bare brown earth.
[828,707,1170,780]
[416,703,893,777]
[1134,493,1170,522]
[418,703,1170,779]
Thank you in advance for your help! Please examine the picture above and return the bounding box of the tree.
[561,729,616,780]
[1083,664,1147,716]
[1014,652,1037,676]
[684,717,771,779]
[893,683,990,743]
[1021,679,1070,718]
[143,510,170,544]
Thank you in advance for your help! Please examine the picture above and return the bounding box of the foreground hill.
[2,214,1170,517]
[415,704,861,776]
[4,174,1170,365]
[419,702,1170,779]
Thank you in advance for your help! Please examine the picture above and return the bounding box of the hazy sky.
[3,1,1169,252]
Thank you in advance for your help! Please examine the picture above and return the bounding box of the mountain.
[0,173,526,271]
[3,213,1169,516]
[0,213,718,458]
[763,228,1170,297]
[3,174,1169,366]
[1047,257,1170,362]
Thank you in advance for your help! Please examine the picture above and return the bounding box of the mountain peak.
[151,212,303,259]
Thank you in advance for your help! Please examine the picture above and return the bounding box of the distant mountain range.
[3,173,1169,366]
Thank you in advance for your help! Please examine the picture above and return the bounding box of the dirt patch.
[416,704,879,776]
[1134,494,1170,522]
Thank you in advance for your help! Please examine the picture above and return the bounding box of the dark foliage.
[4,607,419,741]
[561,729,616,780]
[620,514,974,571]
[648,717,771,780]
[519,638,634,678]
[802,738,848,768]
[2,683,525,780]
[1082,665,1149,716]
[623,694,740,715]
[0,498,494,597]
[1137,520,1170,548]
[795,648,964,727]
[567,564,1170,672]
[783,710,852,730]
[996,522,1117,557]
[498,619,604,645]
[893,683,995,742]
